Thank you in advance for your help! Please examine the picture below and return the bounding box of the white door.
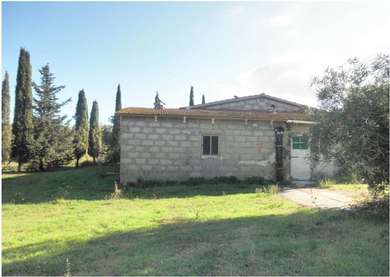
[290,136,311,180]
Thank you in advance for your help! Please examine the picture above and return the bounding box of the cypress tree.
[111,84,121,162]
[88,101,101,164]
[32,64,72,170]
[73,89,89,167]
[12,48,33,172]
[2,71,11,162]
[189,86,194,106]
[202,94,205,105]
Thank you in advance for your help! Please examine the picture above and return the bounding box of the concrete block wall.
[120,116,278,183]
[199,98,303,112]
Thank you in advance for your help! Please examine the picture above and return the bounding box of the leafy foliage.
[11,48,34,171]
[311,54,389,192]
[189,86,194,106]
[73,90,89,167]
[101,125,112,146]
[110,84,121,162]
[31,64,73,170]
[88,101,102,163]
[2,71,11,162]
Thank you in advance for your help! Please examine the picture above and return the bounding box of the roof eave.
[118,113,310,123]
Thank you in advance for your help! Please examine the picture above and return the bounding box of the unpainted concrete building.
[118,93,335,184]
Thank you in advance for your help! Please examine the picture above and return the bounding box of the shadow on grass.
[2,166,117,204]
[2,166,272,204]
[2,209,389,276]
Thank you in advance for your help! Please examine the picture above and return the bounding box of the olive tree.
[311,54,389,193]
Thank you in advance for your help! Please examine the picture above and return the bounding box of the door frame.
[274,127,284,182]
[289,134,312,181]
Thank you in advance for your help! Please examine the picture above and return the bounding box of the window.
[203,135,219,155]
[292,136,309,149]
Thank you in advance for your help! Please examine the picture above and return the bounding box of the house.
[118,93,335,184]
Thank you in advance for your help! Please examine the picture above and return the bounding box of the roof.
[117,107,312,122]
[181,93,307,110]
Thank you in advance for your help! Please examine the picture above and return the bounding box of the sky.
[2,1,390,124]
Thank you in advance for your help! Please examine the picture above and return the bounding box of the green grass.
[318,179,371,202]
[2,166,389,276]
[319,179,369,192]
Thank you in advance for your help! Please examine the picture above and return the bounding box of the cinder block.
[175,135,186,140]
[142,140,154,146]
[181,141,192,147]
[148,134,159,140]
[135,158,146,165]
[135,133,147,139]
[156,128,167,134]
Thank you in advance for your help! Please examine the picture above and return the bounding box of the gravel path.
[280,187,355,209]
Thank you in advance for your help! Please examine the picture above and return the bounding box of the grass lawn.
[319,180,371,202]
[2,166,389,276]
[319,180,369,192]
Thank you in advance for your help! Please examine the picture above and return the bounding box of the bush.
[256,184,279,194]
[318,178,337,188]
[186,177,206,186]
[210,176,239,184]
[126,175,274,188]
[311,55,389,192]
[245,176,273,185]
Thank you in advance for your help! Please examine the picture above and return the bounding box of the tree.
[101,124,112,160]
[189,86,194,106]
[311,54,389,192]
[202,94,205,105]
[73,90,89,167]
[2,71,11,162]
[88,101,102,164]
[110,84,121,162]
[101,125,112,146]
[31,64,73,170]
[12,48,34,172]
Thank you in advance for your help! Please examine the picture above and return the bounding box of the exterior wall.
[195,97,303,112]
[119,116,337,183]
[284,124,338,180]
[120,116,278,183]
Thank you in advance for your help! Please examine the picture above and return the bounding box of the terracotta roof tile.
[118,107,312,122]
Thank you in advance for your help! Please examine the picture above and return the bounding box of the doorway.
[290,136,311,180]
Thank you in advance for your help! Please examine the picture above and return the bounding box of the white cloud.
[225,5,245,19]
[211,2,390,107]
[209,61,318,107]
[268,6,302,28]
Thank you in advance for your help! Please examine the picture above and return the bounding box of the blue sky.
[3,1,390,124]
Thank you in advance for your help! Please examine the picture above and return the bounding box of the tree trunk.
[93,156,96,164]
[76,158,79,168]
[17,160,22,172]
[39,159,44,171]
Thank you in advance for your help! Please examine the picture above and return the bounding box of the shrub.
[245,176,273,185]
[256,184,279,194]
[319,178,337,188]
[186,177,206,186]
[126,175,275,188]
